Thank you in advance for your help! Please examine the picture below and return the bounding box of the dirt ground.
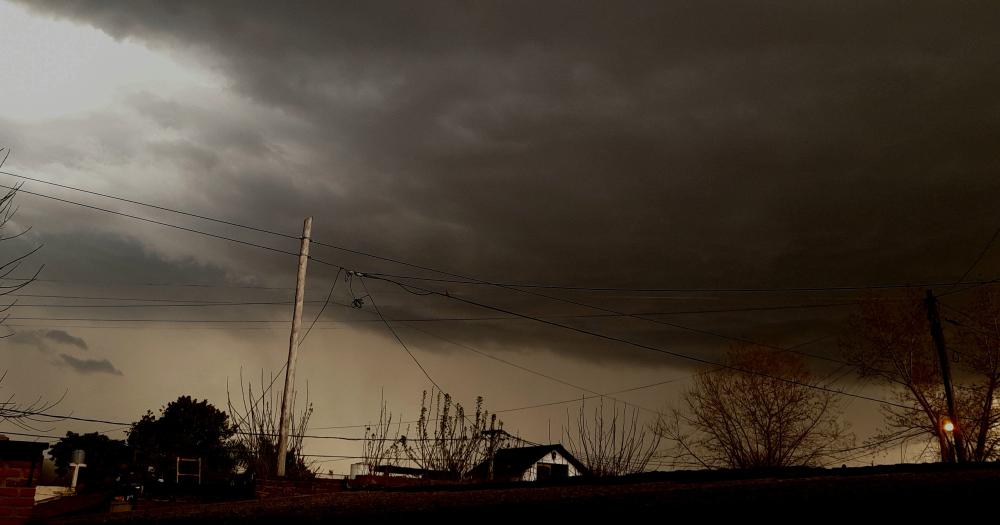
[36,464,1000,523]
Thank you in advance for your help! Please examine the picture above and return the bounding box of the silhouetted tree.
[0,148,53,428]
[659,343,853,469]
[951,286,1000,461]
[842,293,961,461]
[48,432,128,489]
[127,396,236,482]
[853,289,1000,462]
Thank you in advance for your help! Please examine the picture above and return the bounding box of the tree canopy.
[660,344,853,469]
[48,431,128,489]
[127,396,236,481]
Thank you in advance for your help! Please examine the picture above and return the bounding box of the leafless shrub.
[565,397,661,477]
[398,388,508,479]
[227,369,314,479]
[362,390,405,474]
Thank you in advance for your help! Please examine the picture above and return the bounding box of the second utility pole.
[925,289,967,463]
[277,216,312,477]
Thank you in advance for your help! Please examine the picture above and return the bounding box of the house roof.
[471,444,589,479]
[0,439,48,461]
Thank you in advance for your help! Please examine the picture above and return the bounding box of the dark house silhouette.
[471,445,589,482]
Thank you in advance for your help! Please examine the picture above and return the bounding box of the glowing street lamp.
[943,420,955,433]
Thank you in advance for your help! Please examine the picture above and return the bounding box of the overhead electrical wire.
[0,168,300,242]
[309,338,823,431]
[0,297,881,319]
[228,269,341,433]
[0,165,944,440]
[10,292,297,303]
[5,278,294,291]
[363,271,999,295]
[1,167,982,296]
[359,272,901,380]
[0,183,299,257]
[364,273,919,412]
[396,320,659,415]
[944,217,1000,294]
[358,276,442,392]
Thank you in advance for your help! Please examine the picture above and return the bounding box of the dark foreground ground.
[37,463,1000,523]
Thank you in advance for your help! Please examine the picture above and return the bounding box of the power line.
[8,301,305,308]
[300,269,343,343]
[0,298,873,318]
[308,376,690,431]
[939,277,1000,298]
[0,169,932,432]
[949,219,1000,291]
[396,320,659,415]
[400,260,910,382]
[2,408,498,442]
[9,292,294,302]
[3,323,344,331]
[229,267,342,434]
[2,408,130,426]
[1,317,318,323]
[492,335,834,415]
[307,335,820,431]
[5,278,294,291]
[364,272,894,382]
[358,276,442,392]
[365,272,999,295]
[4,168,980,298]
[365,274,918,412]
[0,183,298,257]
[0,169,300,241]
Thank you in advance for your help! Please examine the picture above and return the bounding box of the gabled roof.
[471,444,589,480]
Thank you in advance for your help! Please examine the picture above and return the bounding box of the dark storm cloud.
[42,330,87,350]
[3,231,244,292]
[58,354,123,375]
[8,329,87,351]
[16,1,1000,367]
[6,327,122,375]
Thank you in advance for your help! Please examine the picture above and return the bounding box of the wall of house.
[0,456,42,525]
[520,450,582,482]
[255,478,346,499]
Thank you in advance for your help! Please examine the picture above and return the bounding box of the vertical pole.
[70,463,84,491]
[487,417,496,481]
[925,289,967,462]
[277,217,312,477]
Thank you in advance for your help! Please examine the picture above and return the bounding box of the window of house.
[536,462,569,481]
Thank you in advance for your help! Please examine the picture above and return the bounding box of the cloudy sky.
[2,1,1000,472]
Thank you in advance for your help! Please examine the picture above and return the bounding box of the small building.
[0,438,48,525]
[471,445,588,482]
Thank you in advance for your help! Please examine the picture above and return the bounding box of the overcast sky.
[2,1,1000,472]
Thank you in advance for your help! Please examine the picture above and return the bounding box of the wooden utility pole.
[925,289,967,463]
[277,217,312,477]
